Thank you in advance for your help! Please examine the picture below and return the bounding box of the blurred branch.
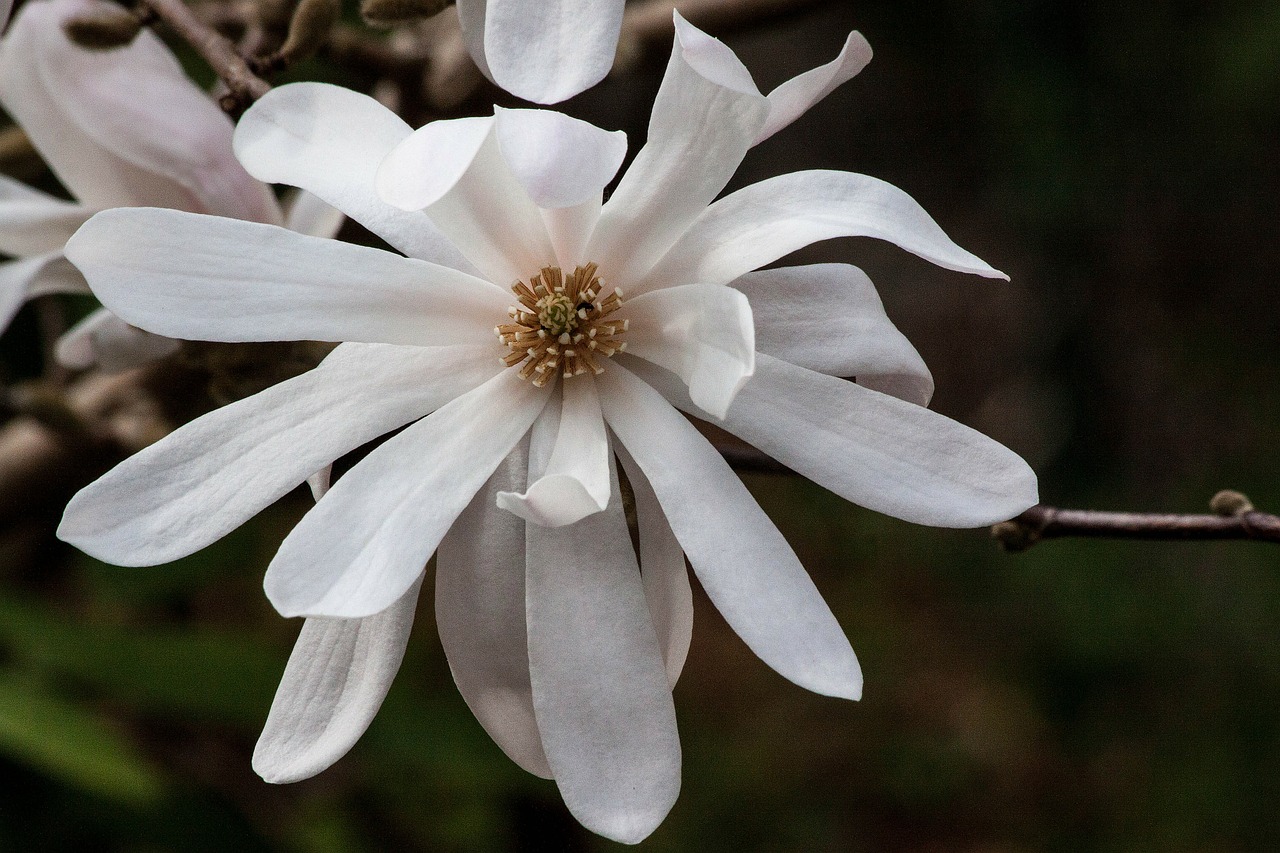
[140,0,271,111]
[992,492,1280,551]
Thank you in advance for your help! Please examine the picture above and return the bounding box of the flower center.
[496,263,628,387]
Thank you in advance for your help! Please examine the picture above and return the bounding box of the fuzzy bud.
[62,7,143,50]
[360,0,448,28]
[278,0,340,63]
[1209,489,1254,517]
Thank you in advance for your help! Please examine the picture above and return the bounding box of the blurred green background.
[3,0,1280,850]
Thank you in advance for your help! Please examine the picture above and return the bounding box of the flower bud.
[360,0,448,28]
[1209,489,1254,517]
[62,6,143,50]
[278,0,340,63]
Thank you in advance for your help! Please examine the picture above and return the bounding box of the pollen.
[496,263,628,387]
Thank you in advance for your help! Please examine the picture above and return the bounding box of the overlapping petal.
[254,577,423,783]
[263,369,550,619]
[494,107,627,210]
[58,343,502,565]
[0,176,92,256]
[65,208,508,346]
[55,309,181,373]
[0,253,85,331]
[599,363,862,700]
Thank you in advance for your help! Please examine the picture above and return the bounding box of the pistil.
[496,263,629,387]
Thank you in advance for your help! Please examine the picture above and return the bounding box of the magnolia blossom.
[456,0,624,104]
[0,0,340,370]
[59,15,1037,844]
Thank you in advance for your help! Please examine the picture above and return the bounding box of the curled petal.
[254,577,423,783]
[598,363,862,700]
[624,283,755,419]
[756,31,873,144]
[0,253,85,334]
[494,107,626,210]
[375,116,493,212]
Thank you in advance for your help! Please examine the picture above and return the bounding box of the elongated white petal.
[54,309,180,373]
[253,577,422,783]
[0,253,85,333]
[526,459,680,844]
[265,370,550,619]
[732,263,933,405]
[0,176,93,256]
[586,12,769,288]
[58,343,500,565]
[624,283,755,419]
[234,83,473,270]
[493,107,627,209]
[615,444,692,687]
[756,31,873,144]
[375,116,493,212]
[66,208,508,346]
[640,170,1007,294]
[0,0,279,221]
[497,376,610,527]
[437,442,552,779]
[480,0,623,104]
[542,194,601,270]
[283,190,345,240]
[598,363,862,700]
[632,353,1039,527]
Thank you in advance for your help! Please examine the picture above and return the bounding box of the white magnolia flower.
[0,0,341,370]
[456,0,624,104]
[59,15,1037,843]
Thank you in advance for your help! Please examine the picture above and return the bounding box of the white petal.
[624,283,755,419]
[264,369,550,619]
[436,442,552,779]
[585,12,770,288]
[283,190,345,240]
[0,253,85,333]
[375,116,493,212]
[234,83,474,270]
[641,170,1007,294]
[455,0,492,81]
[54,309,180,373]
[493,107,626,209]
[481,0,623,104]
[542,195,601,270]
[65,208,508,346]
[497,376,610,527]
[632,353,1040,527]
[614,444,692,688]
[732,263,933,406]
[598,363,862,700]
[756,31,873,144]
[0,0,279,221]
[526,456,680,844]
[0,176,93,256]
[58,343,501,566]
[253,577,422,783]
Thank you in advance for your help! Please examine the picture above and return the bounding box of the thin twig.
[139,0,271,112]
[993,501,1280,552]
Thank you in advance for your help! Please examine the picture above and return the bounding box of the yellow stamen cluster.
[496,263,628,386]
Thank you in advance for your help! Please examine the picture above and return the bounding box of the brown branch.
[139,0,271,112]
[992,496,1280,552]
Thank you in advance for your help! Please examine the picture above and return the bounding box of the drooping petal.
[526,455,680,844]
[585,12,770,288]
[639,170,1007,294]
[755,31,873,144]
[0,0,280,221]
[460,0,624,104]
[55,309,180,373]
[493,107,627,209]
[58,343,501,566]
[65,208,508,346]
[253,576,423,783]
[624,283,755,419]
[497,376,610,527]
[264,369,550,619]
[283,190,345,240]
[732,263,933,406]
[0,176,93,256]
[598,362,862,701]
[436,441,552,779]
[615,444,692,688]
[630,353,1040,528]
[0,253,85,333]
[381,120,557,285]
[234,83,474,271]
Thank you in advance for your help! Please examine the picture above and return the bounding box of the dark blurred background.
[2,0,1280,850]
